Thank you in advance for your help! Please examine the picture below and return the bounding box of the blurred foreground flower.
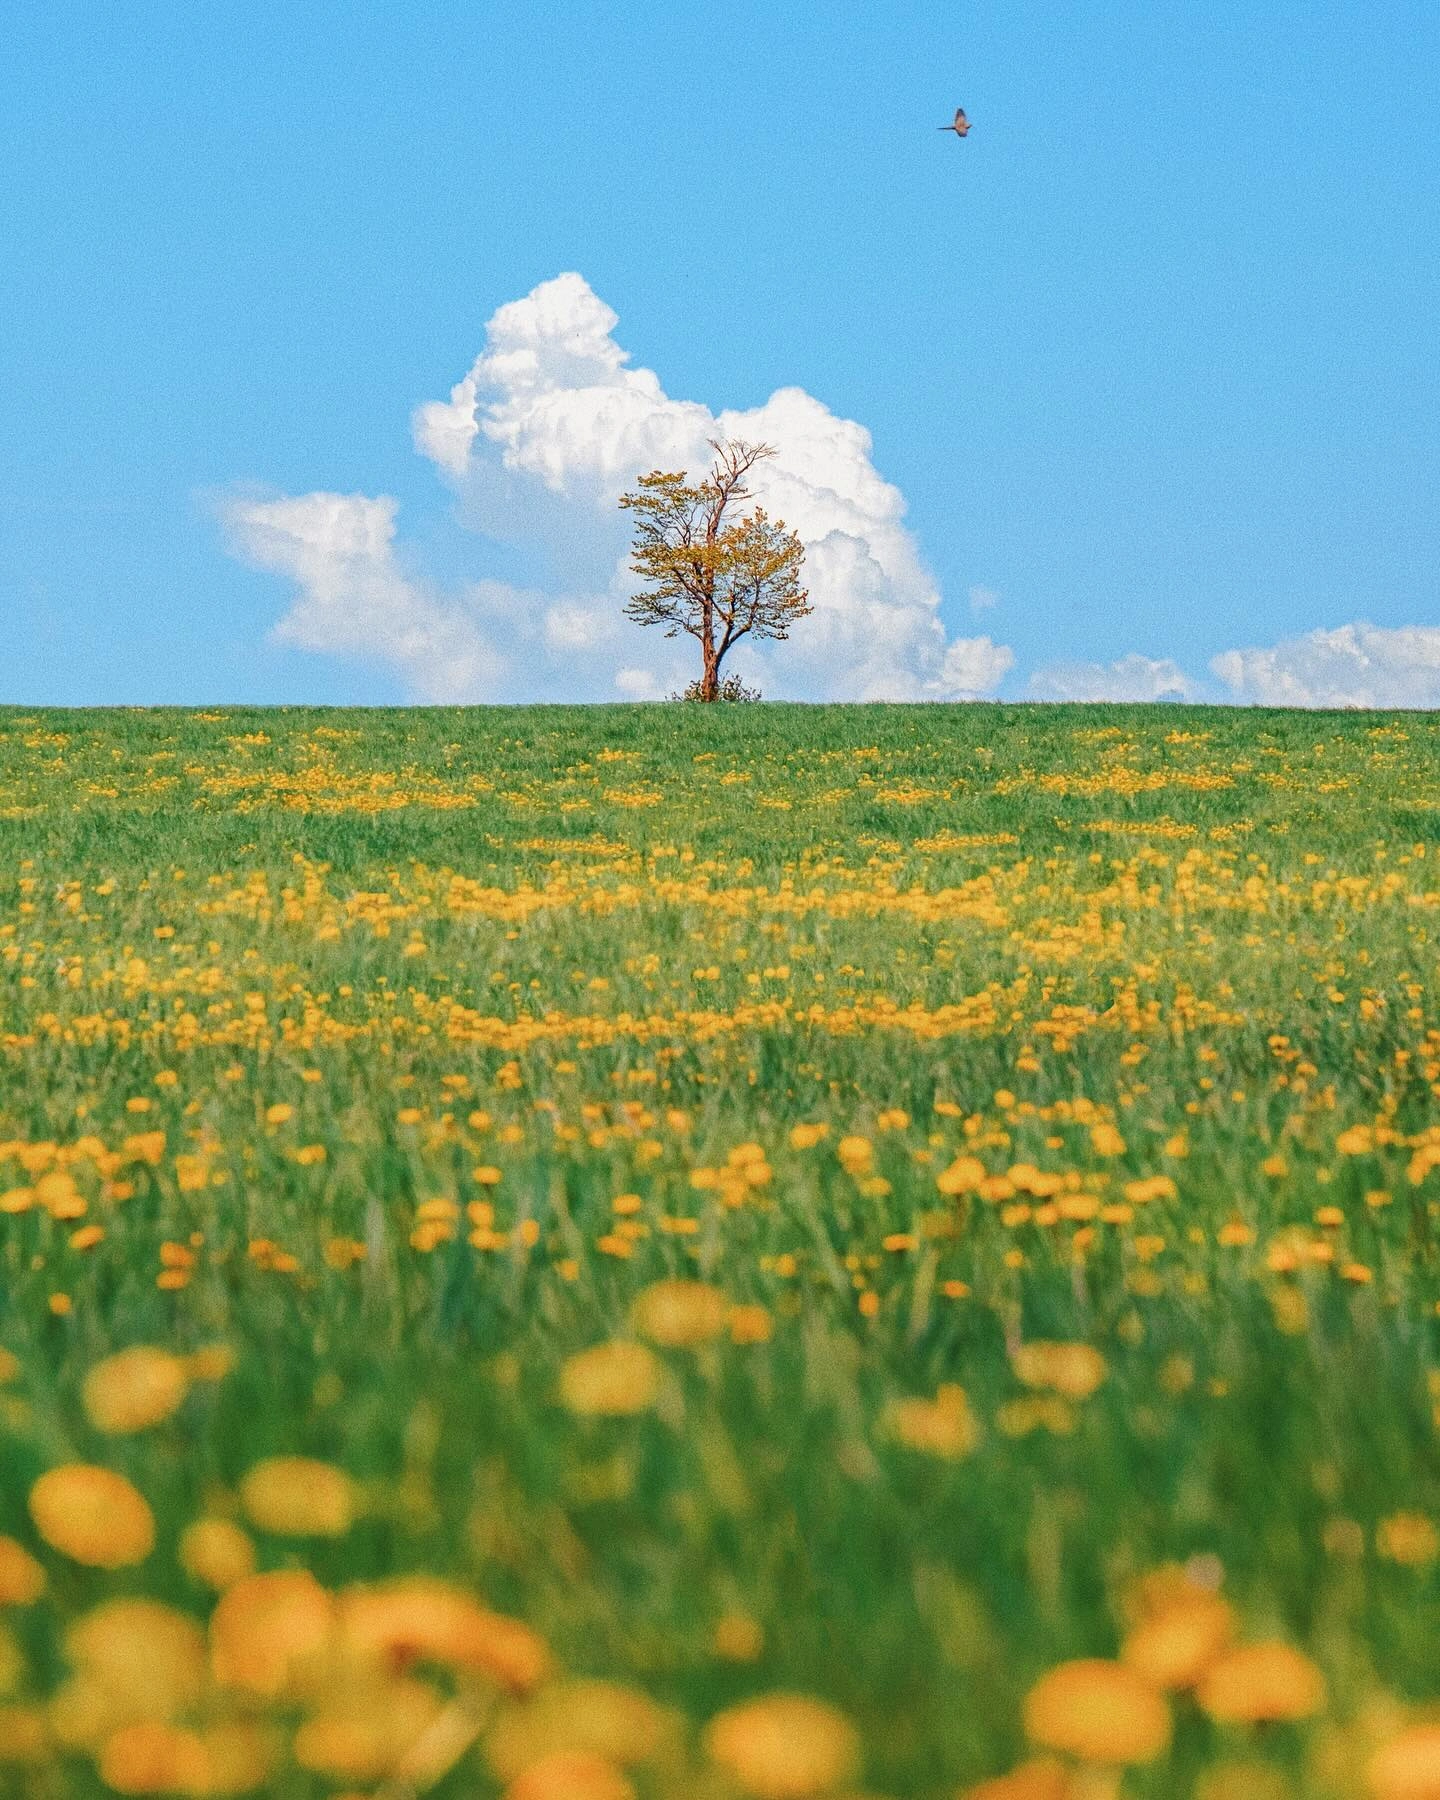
[29,1466,154,1568]
[1368,1723,1440,1800]
[1023,1660,1170,1765]
[504,1749,636,1800]
[239,1457,356,1537]
[630,1279,729,1347]
[559,1343,661,1417]
[81,1347,189,1434]
[704,1693,860,1798]
[1196,1643,1327,1724]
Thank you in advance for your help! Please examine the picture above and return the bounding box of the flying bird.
[939,107,971,137]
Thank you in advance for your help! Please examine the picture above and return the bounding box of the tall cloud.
[227,273,1011,704]
[1211,623,1440,709]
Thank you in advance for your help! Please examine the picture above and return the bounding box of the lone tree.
[620,439,810,701]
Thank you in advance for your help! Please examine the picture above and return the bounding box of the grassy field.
[0,701,1438,1800]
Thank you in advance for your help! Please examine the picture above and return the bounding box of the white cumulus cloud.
[222,492,502,702]
[1211,623,1440,709]
[1028,653,1199,703]
[225,271,1011,704]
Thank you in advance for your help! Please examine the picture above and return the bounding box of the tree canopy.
[620,439,810,701]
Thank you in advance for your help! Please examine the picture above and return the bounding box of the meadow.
[0,700,1438,1800]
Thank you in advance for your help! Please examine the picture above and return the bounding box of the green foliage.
[672,673,761,702]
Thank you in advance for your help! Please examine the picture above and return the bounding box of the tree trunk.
[700,637,720,701]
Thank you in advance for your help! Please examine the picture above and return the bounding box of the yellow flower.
[341,1577,551,1693]
[0,1537,45,1605]
[0,1705,46,1763]
[1012,1342,1108,1401]
[630,1279,729,1348]
[728,1305,774,1346]
[713,1615,766,1661]
[1376,1514,1438,1567]
[29,1465,154,1568]
[1121,1592,1235,1691]
[961,1760,1073,1800]
[96,1717,272,1795]
[937,1155,987,1196]
[488,1679,675,1780]
[559,1343,661,1417]
[1089,1123,1126,1157]
[98,1722,210,1795]
[178,1518,255,1591]
[239,1457,356,1537]
[1367,1723,1440,1800]
[503,1750,636,1800]
[66,1599,207,1724]
[185,1344,236,1383]
[1196,1643,1327,1724]
[81,1347,189,1434]
[294,1676,446,1782]
[1023,1659,1171,1765]
[886,1385,980,1460]
[837,1136,875,1177]
[208,1569,334,1697]
[704,1693,860,1798]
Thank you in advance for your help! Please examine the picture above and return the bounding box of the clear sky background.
[3,0,1438,707]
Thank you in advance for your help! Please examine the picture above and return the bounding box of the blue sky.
[3,0,1438,706]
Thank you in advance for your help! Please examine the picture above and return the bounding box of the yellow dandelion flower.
[239,1457,356,1537]
[487,1679,675,1780]
[559,1343,661,1418]
[66,1598,207,1723]
[503,1750,636,1800]
[1121,1592,1235,1691]
[630,1280,729,1348]
[1023,1659,1171,1765]
[936,1155,987,1196]
[98,1722,210,1796]
[728,1304,774,1346]
[837,1136,875,1176]
[960,1759,1073,1800]
[1376,1514,1438,1567]
[178,1518,255,1591]
[293,1677,447,1783]
[713,1615,766,1662]
[0,1705,46,1763]
[29,1465,154,1569]
[0,1538,45,1606]
[81,1347,189,1434]
[341,1577,551,1693]
[185,1344,236,1383]
[1196,1642,1327,1724]
[703,1693,860,1798]
[886,1385,980,1461]
[1367,1723,1440,1800]
[1012,1342,1108,1402]
[208,1569,334,1697]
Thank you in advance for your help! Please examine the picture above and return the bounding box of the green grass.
[0,701,1437,1799]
